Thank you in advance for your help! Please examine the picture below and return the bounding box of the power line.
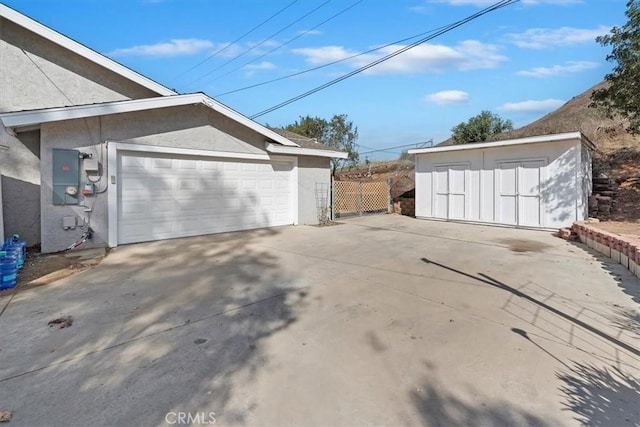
[215,23,451,98]
[174,0,300,80]
[357,140,433,155]
[209,0,363,85]
[249,0,519,119]
[184,0,333,89]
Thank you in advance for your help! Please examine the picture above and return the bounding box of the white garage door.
[117,151,293,244]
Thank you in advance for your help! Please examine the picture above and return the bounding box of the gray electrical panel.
[52,149,80,205]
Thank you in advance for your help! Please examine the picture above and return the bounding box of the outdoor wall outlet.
[62,216,77,230]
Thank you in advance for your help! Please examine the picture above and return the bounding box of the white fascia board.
[0,96,196,128]
[0,94,300,148]
[266,143,348,159]
[408,132,584,155]
[0,4,175,96]
[113,142,270,161]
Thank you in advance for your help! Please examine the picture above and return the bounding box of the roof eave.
[0,3,176,96]
[408,131,586,155]
[0,94,300,147]
[266,143,348,159]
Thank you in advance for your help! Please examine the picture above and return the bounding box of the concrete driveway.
[1,215,639,426]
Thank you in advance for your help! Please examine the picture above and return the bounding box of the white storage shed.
[408,132,594,229]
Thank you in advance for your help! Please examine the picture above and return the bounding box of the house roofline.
[0,3,176,96]
[409,132,592,155]
[265,143,348,159]
[0,93,300,147]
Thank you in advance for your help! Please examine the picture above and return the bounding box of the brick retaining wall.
[572,221,640,279]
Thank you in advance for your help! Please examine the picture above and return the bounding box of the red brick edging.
[572,221,640,279]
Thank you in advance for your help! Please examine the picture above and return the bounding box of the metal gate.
[332,180,390,218]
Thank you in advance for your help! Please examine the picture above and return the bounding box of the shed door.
[497,160,544,227]
[117,152,293,245]
[433,164,468,220]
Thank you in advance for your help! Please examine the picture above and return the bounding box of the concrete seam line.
[0,286,308,384]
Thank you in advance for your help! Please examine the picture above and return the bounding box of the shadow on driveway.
[0,227,308,425]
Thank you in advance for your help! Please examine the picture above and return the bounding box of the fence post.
[331,176,335,221]
[358,181,363,216]
[387,177,392,214]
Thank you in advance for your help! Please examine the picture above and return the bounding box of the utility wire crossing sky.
[5,0,625,159]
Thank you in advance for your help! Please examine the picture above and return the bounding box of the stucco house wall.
[0,13,168,246]
[297,156,331,225]
[0,17,159,113]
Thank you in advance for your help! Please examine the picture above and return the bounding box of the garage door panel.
[118,152,293,245]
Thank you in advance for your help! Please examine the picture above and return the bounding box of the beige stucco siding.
[0,17,159,113]
[297,156,331,225]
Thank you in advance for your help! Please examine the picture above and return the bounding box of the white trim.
[409,132,586,155]
[0,3,175,96]
[113,142,271,161]
[266,142,348,159]
[0,94,300,148]
[107,142,117,247]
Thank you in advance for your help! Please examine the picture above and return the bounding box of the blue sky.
[4,0,627,159]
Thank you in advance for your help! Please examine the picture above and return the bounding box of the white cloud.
[243,61,277,77]
[292,40,507,75]
[506,25,610,49]
[110,38,213,57]
[297,30,323,36]
[427,0,581,5]
[517,60,599,77]
[426,90,469,105]
[243,61,276,71]
[500,99,565,112]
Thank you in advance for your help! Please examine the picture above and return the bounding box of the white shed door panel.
[434,166,449,218]
[449,165,466,220]
[497,160,544,227]
[118,152,293,245]
[498,162,518,225]
[518,160,544,227]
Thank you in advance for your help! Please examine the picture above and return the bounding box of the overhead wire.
[214,23,452,97]
[249,0,520,119]
[184,0,334,89]
[209,0,363,85]
[174,0,300,80]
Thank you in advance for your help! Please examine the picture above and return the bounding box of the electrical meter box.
[52,149,80,205]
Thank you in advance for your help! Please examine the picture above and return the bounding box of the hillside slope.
[493,81,640,160]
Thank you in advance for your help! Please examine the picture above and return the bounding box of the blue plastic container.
[2,237,24,270]
[0,251,18,290]
[10,235,26,267]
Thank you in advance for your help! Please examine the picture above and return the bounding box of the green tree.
[590,0,640,133]
[285,114,359,175]
[451,110,513,144]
